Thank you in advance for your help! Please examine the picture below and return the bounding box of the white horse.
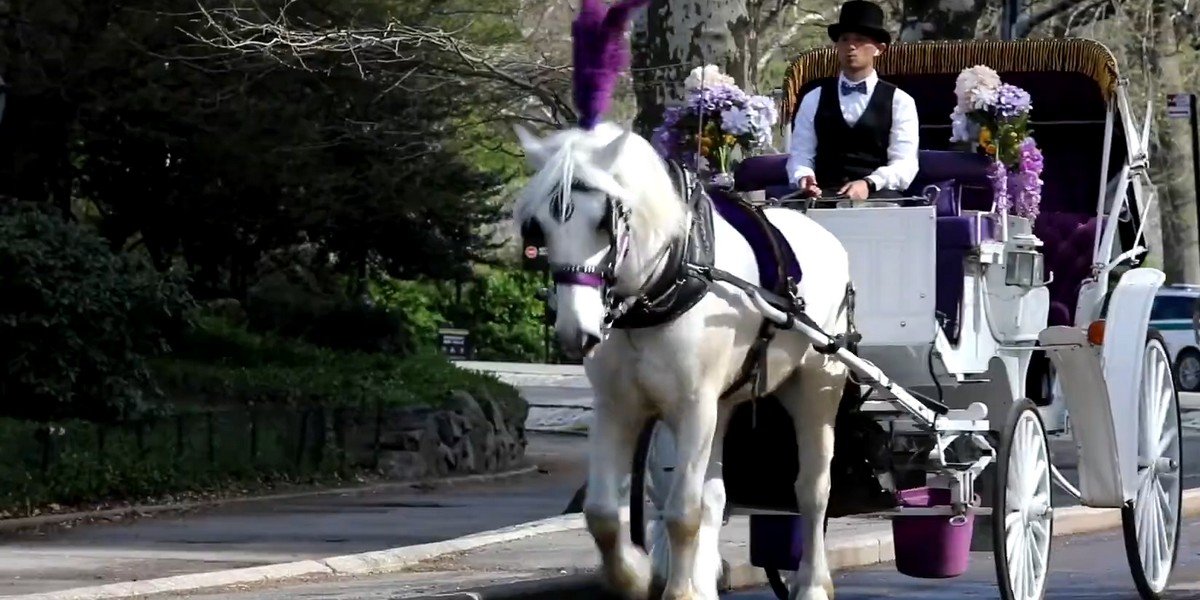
[513,120,853,600]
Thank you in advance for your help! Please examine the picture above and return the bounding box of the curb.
[401,488,1200,600]
[12,489,1200,600]
[7,513,587,600]
[0,465,540,535]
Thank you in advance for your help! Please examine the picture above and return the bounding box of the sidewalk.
[0,433,586,598]
[27,490,1200,600]
[50,514,898,600]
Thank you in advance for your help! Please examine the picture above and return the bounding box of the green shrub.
[368,277,455,352]
[370,268,551,362]
[155,316,522,412]
[243,246,416,356]
[0,202,195,423]
[462,268,548,362]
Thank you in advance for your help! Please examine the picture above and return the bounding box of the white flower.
[949,106,974,143]
[685,64,735,92]
[954,64,1001,110]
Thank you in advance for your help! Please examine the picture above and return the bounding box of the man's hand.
[838,179,871,200]
[797,175,822,198]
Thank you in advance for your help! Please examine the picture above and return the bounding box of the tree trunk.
[1145,0,1199,283]
[630,0,749,138]
[900,0,988,40]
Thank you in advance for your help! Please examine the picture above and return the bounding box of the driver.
[786,0,919,201]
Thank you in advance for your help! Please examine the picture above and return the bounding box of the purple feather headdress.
[572,0,650,130]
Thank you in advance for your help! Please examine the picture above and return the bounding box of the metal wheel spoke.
[1157,425,1178,460]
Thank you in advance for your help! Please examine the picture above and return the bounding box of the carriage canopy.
[778,38,1134,218]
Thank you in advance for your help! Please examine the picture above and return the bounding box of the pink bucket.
[891,486,977,579]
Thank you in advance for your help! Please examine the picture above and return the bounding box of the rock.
[445,390,486,423]
[340,397,528,481]
[378,450,426,480]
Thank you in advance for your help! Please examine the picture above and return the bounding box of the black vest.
[813,78,895,187]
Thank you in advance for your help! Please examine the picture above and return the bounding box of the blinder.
[519,180,623,291]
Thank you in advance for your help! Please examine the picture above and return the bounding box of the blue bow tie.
[841,80,867,95]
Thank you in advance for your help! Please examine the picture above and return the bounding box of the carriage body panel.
[802,205,937,346]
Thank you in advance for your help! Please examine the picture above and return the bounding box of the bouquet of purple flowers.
[652,65,778,176]
[949,65,1044,220]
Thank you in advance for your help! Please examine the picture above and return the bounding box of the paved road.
[0,433,587,597]
[728,516,1200,599]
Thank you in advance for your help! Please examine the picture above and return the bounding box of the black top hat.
[827,0,891,45]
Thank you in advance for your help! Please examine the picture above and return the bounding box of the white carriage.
[629,38,1184,600]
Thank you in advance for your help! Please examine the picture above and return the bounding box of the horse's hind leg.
[777,354,848,600]
[585,394,653,599]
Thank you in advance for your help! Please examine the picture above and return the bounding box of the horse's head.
[514,121,686,360]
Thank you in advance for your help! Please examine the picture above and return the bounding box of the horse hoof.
[603,550,653,600]
[789,586,833,600]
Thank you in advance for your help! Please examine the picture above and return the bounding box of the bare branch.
[1014,0,1103,37]
[185,1,577,126]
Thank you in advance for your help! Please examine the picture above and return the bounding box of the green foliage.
[463,268,550,362]
[0,408,350,515]
[368,277,457,351]
[369,267,551,362]
[0,202,195,423]
[155,315,522,411]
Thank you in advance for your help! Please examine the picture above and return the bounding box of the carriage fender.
[1100,267,1166,503]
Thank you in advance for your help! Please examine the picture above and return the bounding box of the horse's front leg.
[694,402,733,598]
[585,393,653,600]
[660,393,720,600]
[778,356,848,600]
[644,402,730,600]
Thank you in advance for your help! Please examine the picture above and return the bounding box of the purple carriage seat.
[903,150,1000,343]
[1033,211,1101,327]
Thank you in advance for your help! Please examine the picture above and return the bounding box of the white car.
[1149,284,1200,392]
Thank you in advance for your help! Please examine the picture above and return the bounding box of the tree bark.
[900,0,988,40]
[1145,0,1200,283]
[630,0,749,138]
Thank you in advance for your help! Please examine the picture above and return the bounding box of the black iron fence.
[0,403,394,512]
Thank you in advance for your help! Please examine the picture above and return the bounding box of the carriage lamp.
[1087,319,1106,345]
[1004,249,1045,288]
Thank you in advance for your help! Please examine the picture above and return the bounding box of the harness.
[522,160,860,400]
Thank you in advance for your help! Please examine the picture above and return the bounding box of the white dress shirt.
[786,70,920,192]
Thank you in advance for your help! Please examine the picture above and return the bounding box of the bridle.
[520,180,680,326]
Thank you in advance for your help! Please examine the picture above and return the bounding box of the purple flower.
[993,84,1032,119]
[687,83,750,114]
[1019,137,1044,174]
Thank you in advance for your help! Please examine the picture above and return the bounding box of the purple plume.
[572,0,650,129]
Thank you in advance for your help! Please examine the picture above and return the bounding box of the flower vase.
[710,171,735,191]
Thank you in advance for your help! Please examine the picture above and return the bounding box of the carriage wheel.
[992,398,1054,600]
[1121,330,1183,599]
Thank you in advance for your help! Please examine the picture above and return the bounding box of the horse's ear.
[513,123,548,167]
[593,128,632,171]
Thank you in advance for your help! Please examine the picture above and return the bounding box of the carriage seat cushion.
[1033,212,1101,327]
[935,213,999,343]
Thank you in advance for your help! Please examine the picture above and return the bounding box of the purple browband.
[554,271,606,287]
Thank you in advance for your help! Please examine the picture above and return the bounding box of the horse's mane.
[514,122,688,257]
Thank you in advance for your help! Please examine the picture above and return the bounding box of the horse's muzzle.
[560,330,602,360]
